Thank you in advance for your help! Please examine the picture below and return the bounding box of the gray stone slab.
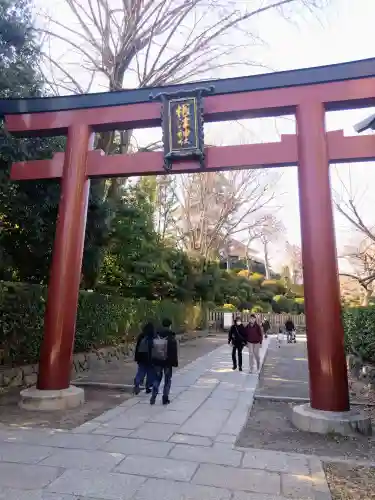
[102,415,149,430]
[200,398,237,411]
[46,469,145,500]
[133,478,231,500]
[92,426,133,437]
[150,410,190,425]
[210,390,240,401]
[232,493,297,500]
[168,400,202,413]
[214,434,237,444]
[0,488,46,500]
[179,409,230,438]
[130,423,179,441]
[219,408,248,435]
[174,391,210,403]
[71,422,101,434]
[193,463,281,495]
[40,448,125,470]
[0,442,54,464]
[0,463,62,489]
[91,406,129,423]
[1,489,105,500]
[114,455,198,482]
[169,434,212,447]
[43,494,85,500]
[102,437,173,457]
[42,432,112,450]
[309,457,332,495]
[0,428,56,445]
[170,444,242,467]
[243,450,310,475]
[119,399,142,408]
[281,473,315,499]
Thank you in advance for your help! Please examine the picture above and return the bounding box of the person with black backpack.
[150,318,178,406]
[133,322,155,395]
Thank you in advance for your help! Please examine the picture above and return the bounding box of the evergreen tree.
[0,0,63,282]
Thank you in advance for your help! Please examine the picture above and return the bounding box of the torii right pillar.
[297,100,349,411]
[293,100,371,435]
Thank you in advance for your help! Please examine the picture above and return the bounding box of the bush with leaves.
[0,282,204,366]
[294,297,305,314]
[272,295,293,313]
[343,307,375,364]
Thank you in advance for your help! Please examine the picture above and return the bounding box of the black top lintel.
[1,58,375,116]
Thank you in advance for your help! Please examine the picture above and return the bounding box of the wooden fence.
[208,311,306,330]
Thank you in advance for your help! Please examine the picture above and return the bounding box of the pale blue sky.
[204,0,375,269]
[231,0,375,269]
[35,0,375,271]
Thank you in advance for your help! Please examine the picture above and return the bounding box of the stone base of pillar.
[19,385,84,411]
[292,403,372,437]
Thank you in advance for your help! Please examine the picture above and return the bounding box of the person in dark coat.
[228,316,247,371]
[133,322,155,395]
[150,318,178,406]
[285,317,295,343]
[261,316,271,338]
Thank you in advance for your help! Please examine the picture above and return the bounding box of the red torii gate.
[3,58,375,415]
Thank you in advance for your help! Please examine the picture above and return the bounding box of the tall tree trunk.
[263,240,271,279]
[361,287,372,306]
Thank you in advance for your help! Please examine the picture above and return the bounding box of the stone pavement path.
[256,335,309,399]
[75,333,226,386]
[0,338,331,499]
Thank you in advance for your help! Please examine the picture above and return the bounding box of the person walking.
[150,318,178,406]
[228,316,247,371]
[133,322,155,395]
[261,316,271,338]
[285,317,296,343]
[245,314,263,373]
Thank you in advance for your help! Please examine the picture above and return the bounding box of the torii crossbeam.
[2,58,375,416]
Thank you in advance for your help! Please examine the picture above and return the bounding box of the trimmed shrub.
[293,297,305,314]
[272,295,293,313]
[251,302,272,313]
[343,306,375,364]
[261,280,285,295]
[216,303,236,312]
[0,282,204,366]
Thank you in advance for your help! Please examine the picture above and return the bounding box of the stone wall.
[0,330,207,389]
[347,354,375,388]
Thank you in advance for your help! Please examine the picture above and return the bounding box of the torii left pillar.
[20,124,91,410]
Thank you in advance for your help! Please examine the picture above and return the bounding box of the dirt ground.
[324,463,375,500]
[237,398,375,461]
[0,333,226,430]
[237,337,375,499]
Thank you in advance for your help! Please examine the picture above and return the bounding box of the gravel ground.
[236,398,375,461]
[0,385,132,430]
[324,462,375,500]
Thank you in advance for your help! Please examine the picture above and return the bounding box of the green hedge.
[0,282,204,366]
[343,306,375,364]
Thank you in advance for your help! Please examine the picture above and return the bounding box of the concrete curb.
[72,381,134,391]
